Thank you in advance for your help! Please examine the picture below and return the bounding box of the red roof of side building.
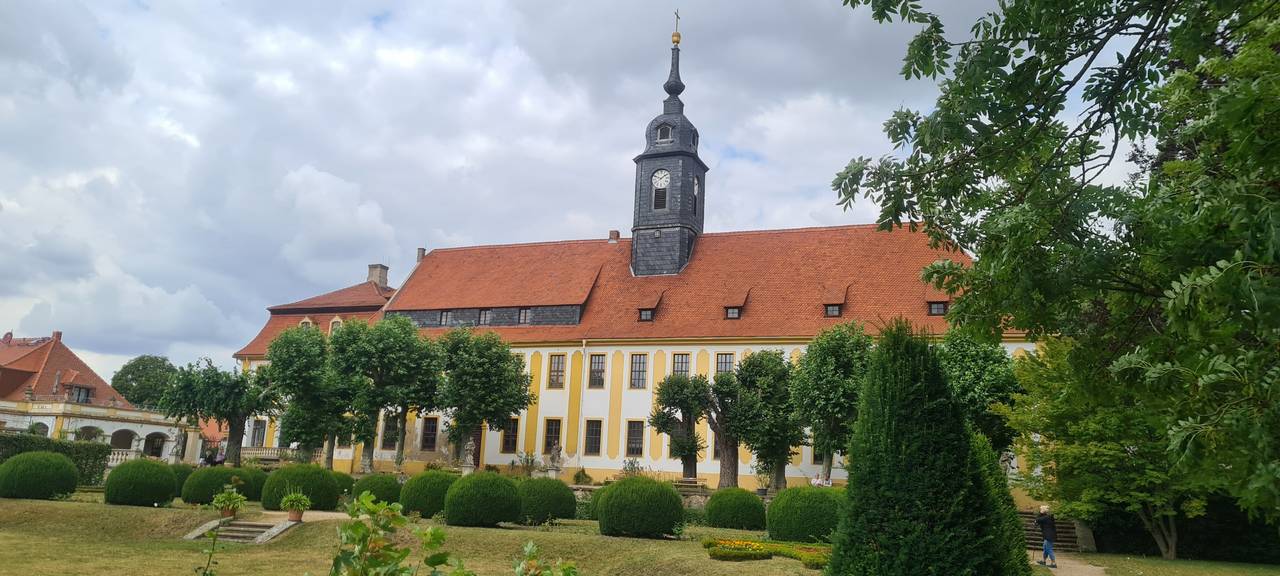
[268,281,395,312]
[0,331,131,408]
[235,276,396,360]
[387,224,967,343]
[234,309,384,359]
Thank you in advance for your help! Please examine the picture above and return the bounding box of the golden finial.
[672,10,681,45]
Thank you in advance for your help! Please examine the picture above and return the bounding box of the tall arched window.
[656,124,672,141]
[330,317,343,332]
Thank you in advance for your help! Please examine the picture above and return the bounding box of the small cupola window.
[725,306,741,320]
[299,318,314,329]
[656,124,673,141]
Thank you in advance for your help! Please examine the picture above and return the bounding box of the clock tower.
[631,28,708,276]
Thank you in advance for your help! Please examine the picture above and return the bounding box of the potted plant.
[752,463,772,496]
[281,490,312,523]
[212,485,247,519]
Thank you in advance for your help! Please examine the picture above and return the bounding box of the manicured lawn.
[1082,554,1280,576]
[0,498,818,575]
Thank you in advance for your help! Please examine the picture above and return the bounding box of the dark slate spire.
[663,28,685,114]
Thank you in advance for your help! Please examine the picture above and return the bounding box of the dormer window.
[725,306,741,320]
[825,304,842,318]
[518,308,531,324]
[927,301,949,316]
[656,124,672,141]
[639,309,655,322]
[330,318,343,331]
[478,309,491,325]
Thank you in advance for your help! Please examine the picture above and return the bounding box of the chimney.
[52,331,62,342]
[416,247,427,262]
[367,264,389,289]
[608,230,620,244]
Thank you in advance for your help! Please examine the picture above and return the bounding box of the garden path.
[1029,551,1106,576]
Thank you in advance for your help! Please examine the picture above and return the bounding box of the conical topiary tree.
[969,430,1033,576]
[827,319,987,575]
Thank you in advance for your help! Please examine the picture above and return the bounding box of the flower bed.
[702,537,831,569]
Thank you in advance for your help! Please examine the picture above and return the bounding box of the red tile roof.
[387,224,967,343]
[236,280,397,359]
[268,281,395,312]
[234,310,383,359]
[0,333,131,407]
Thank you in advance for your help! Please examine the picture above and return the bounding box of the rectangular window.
[250,419,267,447]
[69,386,93,404]
[501,417,519,454]
[439,310,454,325]
[653,188,668,210]
[928,301,948,316]
[625,421,644,457]
[589,354,606,388]
[638,309,654,322]
[381,415,399,450]
[478,309,491,325]
[825,304,842,317]
[547,354,566,389]
[716,353,735,375]
[543,418,562,454]
[725,306,741,319]
[584,420,603,456]
[420,417,439,452]
[629,354,648,389]
[672,353,690,377]
[518,307,531,324]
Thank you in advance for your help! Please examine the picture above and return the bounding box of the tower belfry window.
[657,124,672,141]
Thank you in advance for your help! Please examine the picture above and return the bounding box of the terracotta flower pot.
[288,509,304,522]
[220,508,236,518]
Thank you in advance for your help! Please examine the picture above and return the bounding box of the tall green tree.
[266,326,353,468]
[1007,338,1209,559]
[437,329,533,458]
[792,322,873,481]
[329,319,379,473]
[649,373,710,479]
[937,330,1021,452]
[110,355,176,408]
[970,431,1034,576]
[731,350,803,491]
[159,359,276,467]
[835,0,1280,518]
[828,320,988,575]
[706,371,747,488]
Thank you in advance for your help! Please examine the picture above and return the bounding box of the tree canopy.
[159,359,276,467]
[936,330,1021,452]
[437,328,533,453]
[792,322,873,481]
[649,373,710,479]
[110,355,176,408]
[730,350,803,490]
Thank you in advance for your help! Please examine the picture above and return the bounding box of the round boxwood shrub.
[331,471,355,496]
[0,451,78,499]
[236,467,268,501]
[706,487,766,530]
[400,470,457,518]
[170,463,194,495]
[351,474,402,503]
[596,476,683,538]
[443,471,520,527]
[583,484,608,520]
[767,487,844,542]
[181,467,256,505]
[105,459,176,506]
[518,478,576,525]
[262,464,339,511]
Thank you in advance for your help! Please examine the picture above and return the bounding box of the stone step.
[225,522,275,529]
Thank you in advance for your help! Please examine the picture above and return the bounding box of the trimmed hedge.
[0,433,109,485]
[443,471,520,527]
[0,451,78,499]
[181,467,261,505]
[331,471,355,496]
[767,487,844,543]
[170,463,194,495]
[596,476,684,538]
[518,478,576,525]
[351,474,402,504]
[706,487,766,530]
[400,471,457,518]
[105,459,175,506]
[262,464,339,511]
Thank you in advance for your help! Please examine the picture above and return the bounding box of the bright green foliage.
[0,451,77,499]
[583,485,607,520]
[730,351,803,490]
[280,491,311,512]
[235,467,267,501]
[110,355,176,408]
[212,486,247,513]
[837,0,1280,519]
[181,467,255,505]
[766,487,842,543]
[596,476,684,538]
[0,434,109,485]
[267,326,347,457]
[827,320,987,574]
[970,432,1033,576]
[261,464,339,511]
[437,329,533,455]
[330,491,476,576]
[1009,338,1206,559]
[104,459,175,507]
[705,487,765,530]
[937,331,1022,452]
[443,471,520,527]
[400,470,458,518]
[517,478,576,525]
[159,359,276,468]
[170,463,194,495]
[792,322,872,479]
[331,470,356,495]
[513,541,580,576]
[351,474,402,504]
[648,373,710,479]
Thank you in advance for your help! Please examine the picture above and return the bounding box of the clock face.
[651,169,671,189]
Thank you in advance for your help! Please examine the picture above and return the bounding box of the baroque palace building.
[236,33,1032,487]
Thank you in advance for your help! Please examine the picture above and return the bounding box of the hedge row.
[767,486,844,543]
[351,474,401,504]
[263,465,339,511]
[400,471,457,518]
[0,434,109,485]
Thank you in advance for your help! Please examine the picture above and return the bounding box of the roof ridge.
[427,238,612,254]
[269,280,395,311]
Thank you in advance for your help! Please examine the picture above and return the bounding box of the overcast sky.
[0,0,1008,379]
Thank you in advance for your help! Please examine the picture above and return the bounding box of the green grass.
[1082,554,1280,576]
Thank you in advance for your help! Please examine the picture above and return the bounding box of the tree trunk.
[717,434,739,488]
[225,418,246,468]
[1137,506,1179,560]
[323,433,336,469]
[821,452,834,482]
[393,407,410,471]
[678,417,697,479]
[360,440,374,473]
[771,457,788,492]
